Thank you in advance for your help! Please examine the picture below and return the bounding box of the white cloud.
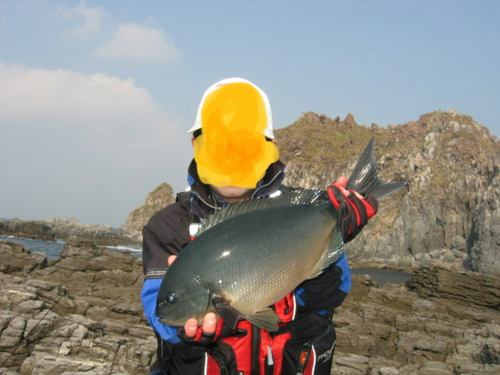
[0,60,192,226]
[0,61,180,151]
[91,22,182,63]
[56,2,181,63]
[57,1,107,40]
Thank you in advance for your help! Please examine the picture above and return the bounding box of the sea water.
[0,235,65,261]
[1,235,412,285]
[351,268,413,286]
[0,235,142,261]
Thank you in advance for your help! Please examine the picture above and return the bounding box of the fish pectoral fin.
[212,296,242,330]
[212,297,280,332]
[245,308,280,332]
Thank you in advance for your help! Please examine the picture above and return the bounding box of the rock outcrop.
[0,218,136,245]
[0,241,47,274]
[1,240,499,374]
[121,183,175,241]
[274,110,500,275]
[0,219,55,242]
[37,218,119,242]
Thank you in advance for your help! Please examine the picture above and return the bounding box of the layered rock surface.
[0,239,153,374]
[334,267,500,374]
[1,240,499,374]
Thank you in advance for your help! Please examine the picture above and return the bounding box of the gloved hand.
[177,327,216,347]
[327,183,378,242]
[175,318,233,373]
[176,315,235,347]
[176,314,220,346]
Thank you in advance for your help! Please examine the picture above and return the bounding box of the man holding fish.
[141,78,388,375]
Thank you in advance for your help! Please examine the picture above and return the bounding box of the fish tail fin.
[347,138,406,200]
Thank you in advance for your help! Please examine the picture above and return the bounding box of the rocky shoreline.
[0,238,151,374]
[1,239,499,374]
[0,218,140,246]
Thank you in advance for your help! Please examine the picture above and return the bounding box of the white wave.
[100,244,142,253]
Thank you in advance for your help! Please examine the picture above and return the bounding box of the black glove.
[297,262,348,313]
[176,317,236,347]
[327,183,378,242]
[177,326,217,347]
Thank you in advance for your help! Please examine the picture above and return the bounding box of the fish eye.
[167,292,178,304]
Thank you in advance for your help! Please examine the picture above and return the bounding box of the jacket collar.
[186,159,286,219]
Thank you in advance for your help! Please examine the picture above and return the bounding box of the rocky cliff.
[274,110,500,275]
[120,110,500,275]
[121,183,175,241]
[1,240,499,374]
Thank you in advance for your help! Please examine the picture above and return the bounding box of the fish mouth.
[156,291,212,327]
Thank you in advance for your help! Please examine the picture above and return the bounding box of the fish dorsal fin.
[199,189,328,234]
[310,202,346,278]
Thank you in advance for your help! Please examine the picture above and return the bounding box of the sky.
[1,1,499,228]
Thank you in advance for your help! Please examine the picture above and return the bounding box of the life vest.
[157,297,336,375]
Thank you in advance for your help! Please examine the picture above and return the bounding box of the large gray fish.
[156,138,405,331]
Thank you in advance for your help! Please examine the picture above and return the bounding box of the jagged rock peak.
[297,111,358,128]
[121,182,175,241]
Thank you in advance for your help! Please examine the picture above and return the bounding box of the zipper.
[191,190,219,211]
[296,343,312,375]
[265,344,275,375]
[251,169,285,200]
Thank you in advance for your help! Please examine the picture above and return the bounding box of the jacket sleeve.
[141,278,180,344]
[294,252,351,314]
[140,203,193,344]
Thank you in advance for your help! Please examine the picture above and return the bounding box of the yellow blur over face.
[193,82,279,188]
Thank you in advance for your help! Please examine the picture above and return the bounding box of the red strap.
[327,185,341,210]
[362,198,377,219]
